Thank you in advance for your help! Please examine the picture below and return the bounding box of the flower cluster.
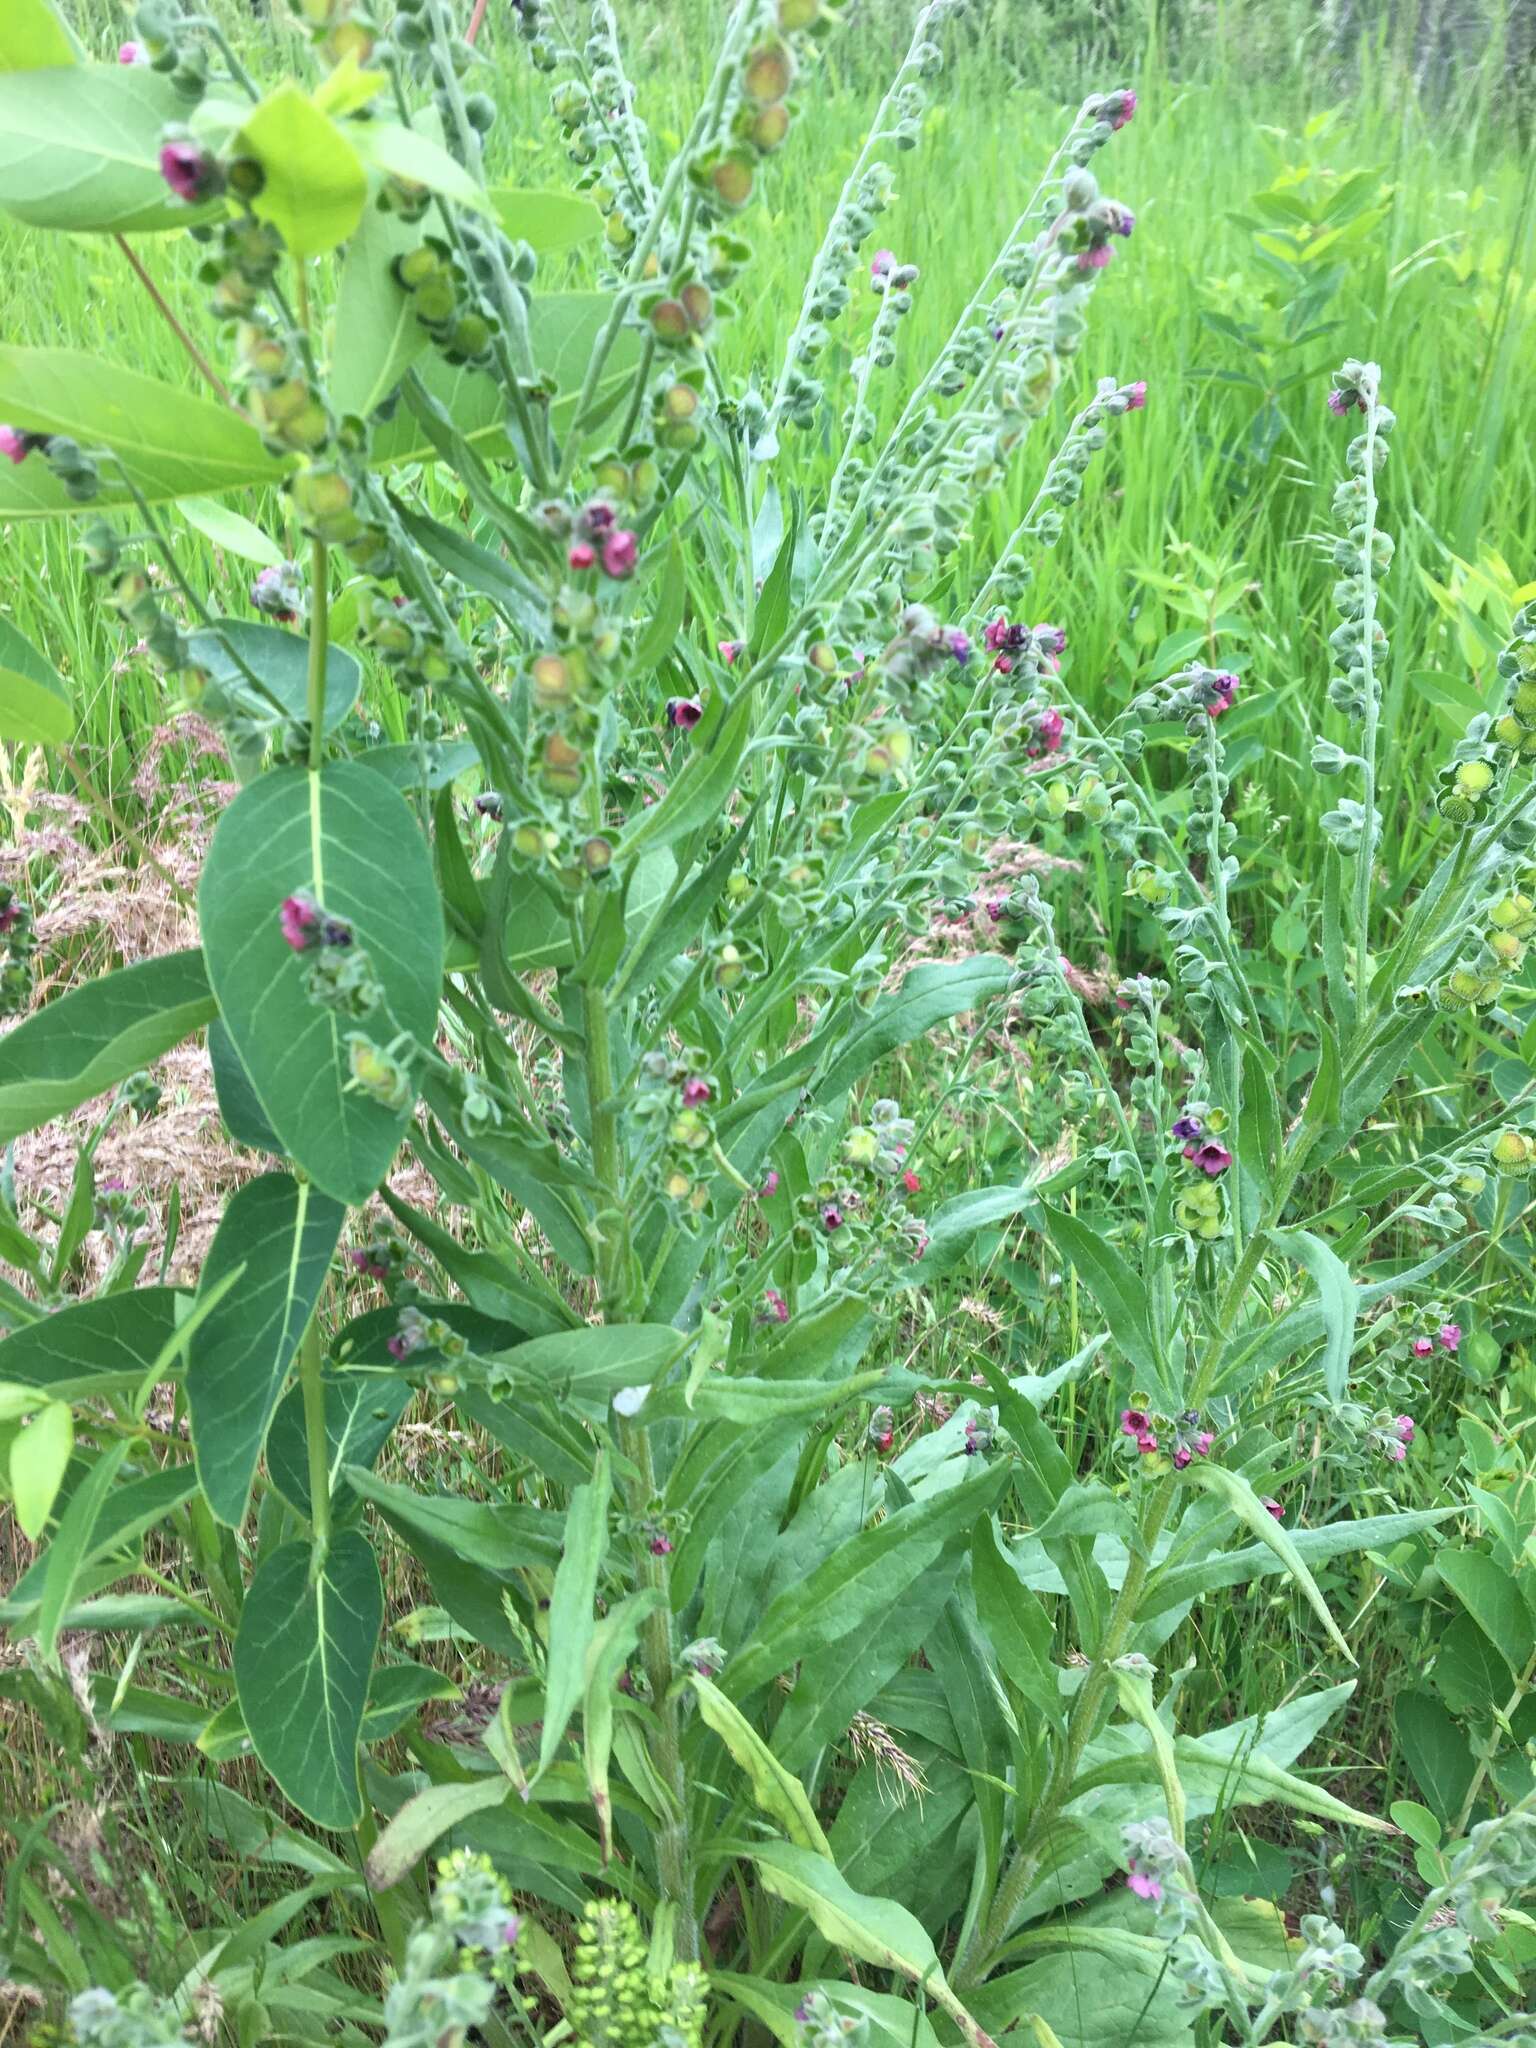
[1120,1406,1215,1467]
[1169,1103,1231,1238]
[567,1899,707,2048]
[1427,873,1536,1012]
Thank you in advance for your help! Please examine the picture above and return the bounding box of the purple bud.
[601,528,637,578]
[870,249,895,282]
[118,39,148,63]
[821,1202,844,1232]
[1125,380,1147,410]
[159,140,220,205]
[0,425,47,466]
[666,696,703,729]
[1261,1495,1283,1522]
[279,892,321,952]
[1170,1114,1203,1141]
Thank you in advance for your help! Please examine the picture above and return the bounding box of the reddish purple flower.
[1171,1114,1203,1141]
[821,1202,844,1232]
[386,1331,414,1361]
[983,616,1018,653]
[902,1169,921,1194]
[1136,1430,1158,1454]
[681,1076,712,1107]
[601,528,637,578]
[1110,89,1137,130]
[1077,243,1114,271]
[1125,380,1147,411]
[666,696,703,729]
[580,500,614,534]
[1410,1336,1434,1359]
[1184,1139,1232,1177]
[159,140,220,204]
[568,541,596,571]
[719,639,743,665]
[1034,624,1067,657]
[0,899,21,936]
[945,627,972,665]
[1395,1414,1416,1446]
[1261,1495,1283,1522]
[649,1532,673,1556]
[763,1287,790,1323]
[1173,1445,1192,1469]
[1113,206,1136,237]
[1438,1322,1461,1352]
[0,425,46,465]
[118,39,148,62]
[870,249,895,282]
[1126,1869,1161,1902]
[1028,707,1065,758]
[279,892,321,952]
[1193,1430,1214,1457]
[761,1170,780,1197]
[1121,1408,1151,1437]
[252,563,300,622]
[985,897,1005,922]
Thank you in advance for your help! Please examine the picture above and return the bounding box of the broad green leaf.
[492,186,604,254]
[1437,1549,1534,1676]
[239,83,367,256]
[971,1948,1192,2048]
[363,1660,460,1743]
[0,0,80,69]
[691,1673,831,1854]
[488,1323,685,1404]
[179,497,284,567]
[353,738,480,794]
[1183,1462,1354,1664]
[537,1449,610,1779]
[330,203,430,418]
[188,1172,346,1526]
[366,1779,510,1890]
[267,1370,411,1518]
[207,1016,282,1152]
[971,1520,1062,1723]
[724,1977,943,2048]
[0,65,216,234]
[234,1529,382,1828]
[726,1462,1009,1698]
[911,1184,1034,1281]
[9,1398,73,1539]
[343,1464,564,1571]
[0,1286,185,1401]
[1271,1228,1356,1405]
[186,619,361,734]
[746,1842,993,2048]
[0,617,71,744]
[1041,1203,1170,1403]
[0,348,287,518]
[1395,1688,1477,1826]
[199,762,444,1206]
[354,122,489,213]
[0,949,214,1144]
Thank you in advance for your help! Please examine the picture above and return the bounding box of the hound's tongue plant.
[1,3,1534,2045]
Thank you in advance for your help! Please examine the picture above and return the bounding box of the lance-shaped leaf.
[234,1529,382,1829]
[583,1590,659,1862]
[0,950,215,1145]
[199,762,444,1206]
[536,1450,610,1781]
[0,1286,185,1401]
[691,1673,831,1854]
[0,617,71,744]
[746,1843,998,2048]
[1183,1461,1355,1664]
[0,65,218,234]
[0,347,287,518]
[10,1398,73,1539]
[1271,1228,1357,1405]
[1042,1203,1175,1409]
[188,1173,346,1525]
[366,1778,511,1890]
[487,1323,686,1405]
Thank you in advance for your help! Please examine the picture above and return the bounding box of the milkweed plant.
[0,1,1533,2045]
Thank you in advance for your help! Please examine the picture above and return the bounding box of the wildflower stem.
[1350,375,1383,1026]
[113,235,239,411]
[1450,1644,1536,1837]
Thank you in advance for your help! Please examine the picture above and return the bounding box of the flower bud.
[1490,1129,1534,1175]
[743,41,795,105]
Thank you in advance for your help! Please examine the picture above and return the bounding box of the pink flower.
[118,39,148,62]
[1136,1430,1158,1454]
[601,528,637,578]
[1395,1414,1416,1446]
[252,563,300,622]
[1184,1139,1232,1177]
[1126,1870,1161,1901]
[1035,624,1067,656]
[870,249,895,282]
[1077,244,1114,271]
[1438,1322,1461,1352]
[0,425,44,465]
[568,541,596,571]
[159,140,219,204]
[1410,1336,1434,1359]
[761,1170,780,1197]
[1028,707,1065,757]
[1121,1409,1151,1437]
[386,1331,414,1362]
[649,1533,673,1556]
[983,616,1016,653]
[279,892,320,952]
[666,696,703,728]
[821,1203,844,1232]
[763,1288,789,1323]
[681,1076,712,1107]
[1173,1445,1192,1469]
[1193,1431,1214,1456]
[718,639,743,665]
[1110,89,1137,130]
[1261,1496,1283,1522]
[902,1169,921,1194]
[1385,1441,1407,1463]
[1125,380,1147,410]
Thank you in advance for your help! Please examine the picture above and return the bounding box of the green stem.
[307,540,330,772]
[299,1317,332,1567]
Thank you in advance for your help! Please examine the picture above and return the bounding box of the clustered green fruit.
[567,1901,707,2048]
